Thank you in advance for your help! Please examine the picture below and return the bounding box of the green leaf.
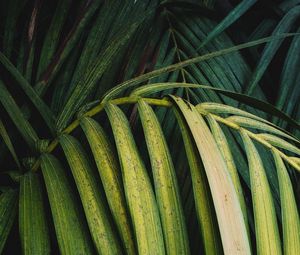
[0,80,38,148]
[171,96,251,254]
[274,26,300,127]
[240,131,281,255]
[245,6,300,95]
[0,189,18,253]
[102,33,299,102]
[0,52,56,133]
[19,172,50,255]
[40,154,94,255]
[174,108,222,254]
[2,0,26,58]
[272,150,300,255]
[105,103,165,255]
[35,0,103,94]
[138,99,190,254]
[59,134,122,254]
[36,0,71,79]
[0,119,21,169]
[196,0,257,50]
[56,17,143,131]
[80,117,136,255]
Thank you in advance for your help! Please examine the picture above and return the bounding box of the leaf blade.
[240,131,281,255]
[138,99,190,254]
[19,172,50,255]
[105,103,165,255]
[59,134,122,254]
[0,189,18,253]
[80,117,136,255]
[40,154,94,255]
[272,150,300,255]
[171,96,251,255]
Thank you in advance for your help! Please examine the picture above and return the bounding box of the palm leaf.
[0,189,18,253]
[175,108,222,254]
[40,154,94,255]
[272,150,300,254]
[59,134,122,254]
[19,172,50,254]
[171,96,251,254]
[80,117,136,255]
[1,2,300,254]
[105,102,165,254]
[240,131,281,255]
[138,99,189,254]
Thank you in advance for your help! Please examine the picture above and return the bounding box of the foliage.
[0,0,300,254]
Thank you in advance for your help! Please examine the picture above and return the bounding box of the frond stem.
[31,96,171,171]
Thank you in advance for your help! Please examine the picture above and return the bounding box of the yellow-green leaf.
[257,133,300,156]
[105,103,165,255]
[240,131,281,255]
[227,116,296,142]
[138,99,189,255]
[80,117,136,255]
[40,154,94,255]
[59,134,122,254]
[272,150,300,255]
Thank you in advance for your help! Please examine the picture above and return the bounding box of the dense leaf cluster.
[0,0,299,254]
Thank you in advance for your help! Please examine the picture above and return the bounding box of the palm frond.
[1,1,300,254]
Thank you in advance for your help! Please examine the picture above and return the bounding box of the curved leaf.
[174,108,223,254]
[56,17,144,131]
[105,103,165,255]
[19,172,50,255]
[227,116,297,142]
[245,6,300,95]
[40,154,94,255]
[257,133,300,156]
[0,80,38,148]
[80,117,136,255]
[102,33,299,102]
[240,131,281,255]
[206,114,249,236]
[129,82,300,130]
[272,150,300,255]
[171,96,251,255]
[138,99,190,254]
[0,52,56,133]
[196,0,257,50]
[59,134,122,254]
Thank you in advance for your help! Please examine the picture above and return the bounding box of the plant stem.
[31,97,172,171]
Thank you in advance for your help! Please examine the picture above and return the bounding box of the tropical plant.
[0,0,300,254]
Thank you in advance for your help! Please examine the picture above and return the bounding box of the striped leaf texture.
[1,1,300,254]
[80,117,136,254]
[40,154,94,255]
[0,189,18,253]
[19,172,50,254]
[105,102,165,254]
[138,99,189,254]
[59,134,122,254]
